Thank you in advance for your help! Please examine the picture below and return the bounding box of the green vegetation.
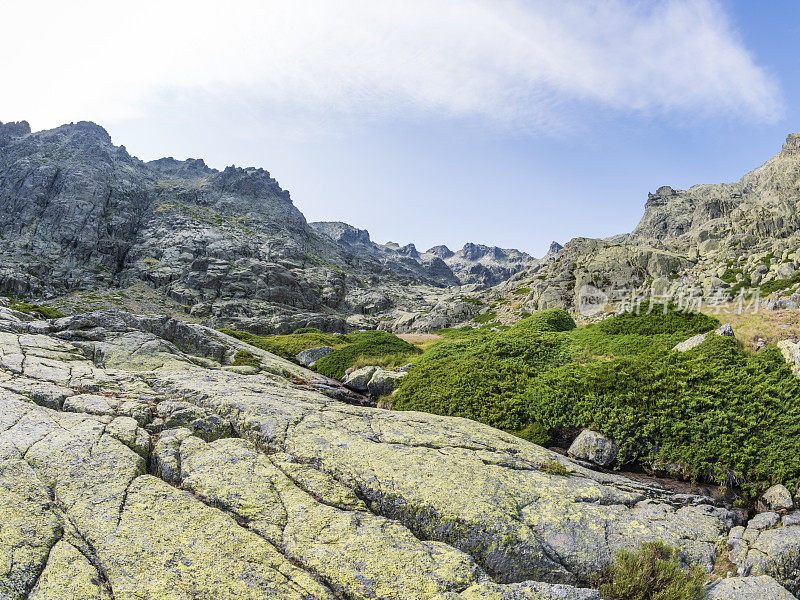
[473,311,497,324]
[9,302,65,319]
[232,350,260,367]
[221,328,421,380]
[393,305,800,496]
[313,331,421,379]
[512,287,531,295]
[594,541,705,600]
[760,271,800,295]
[292,327,322,334]
[220,329,348,361]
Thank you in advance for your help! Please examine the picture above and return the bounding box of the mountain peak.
[783,133,800,154]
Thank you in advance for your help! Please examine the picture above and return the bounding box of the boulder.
[296,346,334,367]
[673,333,709,352]
[759,484,794,513]
[567,430,619,467]
[366,368,406,397]
[342,366,377,392]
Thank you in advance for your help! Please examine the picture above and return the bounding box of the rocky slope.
[2,304,794,599]
[485,134,800,324]
[0,120,531,335]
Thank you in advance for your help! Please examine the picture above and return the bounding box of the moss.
[9,302,65,319]
[232,350,260,367]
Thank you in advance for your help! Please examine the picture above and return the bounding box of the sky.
[2,0,798,257]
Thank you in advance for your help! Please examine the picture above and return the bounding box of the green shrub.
[761,271,800,295]
[596,303,718,336]
[594,541,705,600]
[9,303,65,319]
[473,311,497,324]
[232,350,260,367]
[293,327,322,334]
[394,305,800,495]
[313,332,421,379]
[510,308,576,333]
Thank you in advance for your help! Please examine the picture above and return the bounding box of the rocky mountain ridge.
[0,120,532,334]
[482,134,800,325]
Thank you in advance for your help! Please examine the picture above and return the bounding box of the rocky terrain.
[1,303,796,599]
[483,134,800,326]
[0,120,532,335]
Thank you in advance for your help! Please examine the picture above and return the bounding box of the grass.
[221,328,421,379]
[700,303,800,352]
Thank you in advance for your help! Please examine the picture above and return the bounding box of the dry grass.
[349,354,416,370]
[701,303,800,352]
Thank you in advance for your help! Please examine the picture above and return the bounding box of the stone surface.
[0,308,740,598]
[759,484,795,513]
[567,430,619,467]
[296,345,334,366]
[707,576,795,600]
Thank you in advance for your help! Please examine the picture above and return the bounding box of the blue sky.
[2,1,798,257]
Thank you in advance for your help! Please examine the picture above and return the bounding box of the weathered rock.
[342,365,377,392]
[296,345,334,366]
[759,484,795,513]
[567,430,619,467]
[366,368,407,397]
[28,540,112,600]
[707,576,795,600]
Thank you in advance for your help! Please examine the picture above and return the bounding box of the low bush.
[313,331,421,379]
[293,327,323,334]
[596,303,718,336]
[594,541,705,600]
[510,308,576,333]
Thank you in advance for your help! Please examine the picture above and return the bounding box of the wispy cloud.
[1,0,783,133]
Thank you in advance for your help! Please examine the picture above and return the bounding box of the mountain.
[0,120,532,333]
[484,134,800,323]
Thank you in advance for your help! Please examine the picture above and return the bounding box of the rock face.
[0,121,531,335]
[727,509,800,594]
[0,308,742,598]
[489,134,800,318]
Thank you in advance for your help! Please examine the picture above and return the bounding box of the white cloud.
[0,0,783,132]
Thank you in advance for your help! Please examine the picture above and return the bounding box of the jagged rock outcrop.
[490,134,800,317]
[0,121,531,335]
[0,307,751,598]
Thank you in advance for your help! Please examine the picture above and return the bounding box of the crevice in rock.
[149,468,345,600]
